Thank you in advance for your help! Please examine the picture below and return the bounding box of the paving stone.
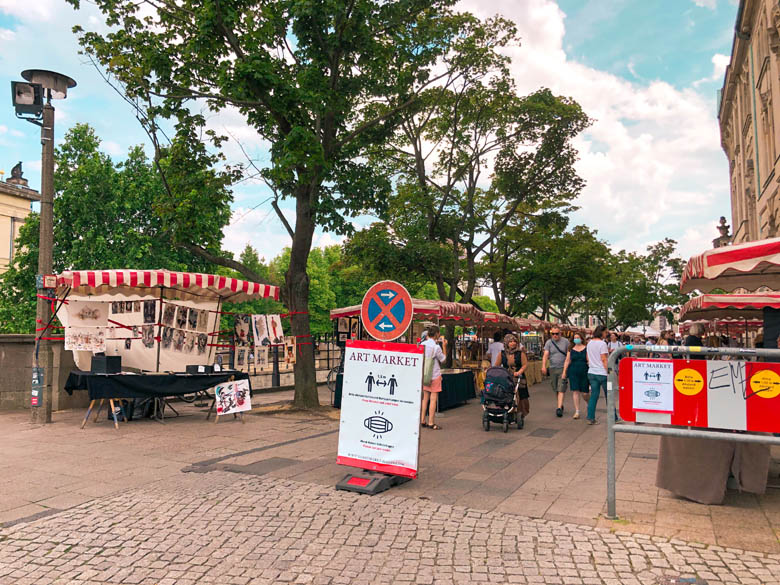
[0,473,778,585]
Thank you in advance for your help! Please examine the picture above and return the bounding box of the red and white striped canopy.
[680,237,780,293]
[331,300,558,332]
[56,269,280,303]
[679,293,780,321]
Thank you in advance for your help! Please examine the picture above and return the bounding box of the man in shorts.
[542,327,570,417]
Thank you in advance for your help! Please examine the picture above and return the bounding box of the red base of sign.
[337,455,417,479]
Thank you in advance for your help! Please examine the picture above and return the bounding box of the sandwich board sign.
[336,339,424,494]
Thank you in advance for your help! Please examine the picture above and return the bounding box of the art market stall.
[51,269,280,427]
[610,241,780,508]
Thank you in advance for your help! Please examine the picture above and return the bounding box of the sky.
[0,0,740,265]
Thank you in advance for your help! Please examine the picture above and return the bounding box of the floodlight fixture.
[11,81,44,118]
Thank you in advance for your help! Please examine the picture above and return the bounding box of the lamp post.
[12,69,76,424]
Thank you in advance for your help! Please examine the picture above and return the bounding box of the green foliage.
[219,245,286,332]
[472,295,500,313]
[0,124,209,334]
[68,0,488,406]
[0,213,40,333]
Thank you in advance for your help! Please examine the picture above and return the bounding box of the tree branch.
[178,242,267,284]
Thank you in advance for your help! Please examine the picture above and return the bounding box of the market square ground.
[2,381,780,584]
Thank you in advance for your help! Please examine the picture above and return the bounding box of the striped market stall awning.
[679,293,780,321]
[680,237,780,293]
[56,269,280,303]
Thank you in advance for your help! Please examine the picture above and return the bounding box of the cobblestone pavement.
[3,381,780,556]
[1,472,780,585]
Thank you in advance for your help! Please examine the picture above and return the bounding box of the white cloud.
[692,0,717,9]
[693,53,730,86]
[460,0,729,259]
[103,141,123,156]
[0,0,58,21]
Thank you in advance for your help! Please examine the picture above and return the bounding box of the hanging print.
[267,314,284,345]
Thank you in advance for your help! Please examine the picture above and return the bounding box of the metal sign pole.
[606,343,780,519]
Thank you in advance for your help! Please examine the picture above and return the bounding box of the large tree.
[68,0,490,408]
[483,222,610,323]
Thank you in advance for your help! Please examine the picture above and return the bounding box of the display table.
[65,370,251,429]
[439,369,476,410]
[524,360,542,386]
[65,370,250,399]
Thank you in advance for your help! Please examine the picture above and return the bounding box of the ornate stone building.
[719,0,780,243]
[0,162,39,273]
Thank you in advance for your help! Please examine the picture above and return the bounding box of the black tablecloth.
[439,370,476,410]
[65,371,251,400]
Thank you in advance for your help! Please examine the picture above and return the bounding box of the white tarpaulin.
[57,293,218,372]
[53,269,280,373]
[624,325,661,337]
[337,340,424,478]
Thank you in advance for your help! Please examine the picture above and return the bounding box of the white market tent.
[53,269,280,372]
[623,325,661,337]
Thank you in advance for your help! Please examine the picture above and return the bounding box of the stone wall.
[0,335,84,411]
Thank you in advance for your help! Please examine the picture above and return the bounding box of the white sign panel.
[337,340,424,478]
[632,359,674,412]
[706,361,748,431]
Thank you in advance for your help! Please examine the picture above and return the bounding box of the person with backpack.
[541,326,570,417]
[500,333,529,428]
[421,325,447,430]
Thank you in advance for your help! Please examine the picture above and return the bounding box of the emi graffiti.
[349,352,421,367]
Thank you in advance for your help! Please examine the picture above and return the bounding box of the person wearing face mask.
[562,333,589,419]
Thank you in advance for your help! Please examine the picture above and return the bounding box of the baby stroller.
[482,366,521,432]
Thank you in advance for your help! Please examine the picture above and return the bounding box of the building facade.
[0,163,39,273]
[719,0,780,243]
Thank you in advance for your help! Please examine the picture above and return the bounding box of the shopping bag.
[422,355,435,386]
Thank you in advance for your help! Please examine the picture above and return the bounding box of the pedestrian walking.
[586,325,609,425]
[684,323,706,360]
[542,326,570,417]
[500,333,530,429]
[421,325,447,430]
[657,331,673,359]
[607,332,623,353]
[562,334,589,419]
[485,331,504,368]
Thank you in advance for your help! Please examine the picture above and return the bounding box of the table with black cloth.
[65,370,251,428]
[438,369,476,411]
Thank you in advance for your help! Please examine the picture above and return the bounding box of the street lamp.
[12,69,76,424]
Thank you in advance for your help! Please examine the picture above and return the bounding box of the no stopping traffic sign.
[360,280,413,342]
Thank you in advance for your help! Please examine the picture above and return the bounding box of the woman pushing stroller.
[500,333,530,428]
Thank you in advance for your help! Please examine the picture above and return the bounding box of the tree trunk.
[288,186,319,409]
[444,325,456,368]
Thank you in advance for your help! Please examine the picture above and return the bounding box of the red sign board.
[360,281,413,342]
[618,357,780,433]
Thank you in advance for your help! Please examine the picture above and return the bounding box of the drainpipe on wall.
[750,42,762,201]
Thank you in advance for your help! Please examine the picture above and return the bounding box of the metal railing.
[605,343,780,519]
